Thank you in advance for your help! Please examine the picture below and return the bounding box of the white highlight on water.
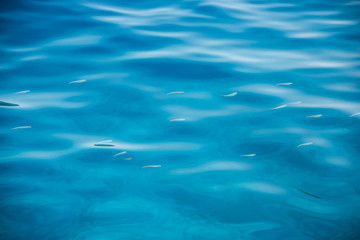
[172,161,251,175]
[12,126,32,130]
[221,92,237,97]
[350,112,360,117]
[123,158,132,160]
[297,142,313,148]
[346,1,360,6]
[288,101,303,105]
[68,79,86,84]
[288,32,330,39]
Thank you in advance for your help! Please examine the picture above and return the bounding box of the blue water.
[1,0,360,239]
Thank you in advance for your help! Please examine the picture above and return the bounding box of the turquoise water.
[1,0,360,239]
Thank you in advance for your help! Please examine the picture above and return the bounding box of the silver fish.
[12,126,32,130]
[297,142,313,148]
[14,90,30,94]
[166,91,184,95]
[0,101,19,107]
[114,151,127,157]
[276,82,293,86]
[272,104,287,110]
[142,165,161,168]
[221,92,237,97]
[68,79,86,84]
[169,118,186,122]
[241,154,256,157]
[306,114,322,118]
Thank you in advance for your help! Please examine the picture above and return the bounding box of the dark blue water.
[1,0,360,239]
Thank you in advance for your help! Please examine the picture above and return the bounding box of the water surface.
[1,0,360,239]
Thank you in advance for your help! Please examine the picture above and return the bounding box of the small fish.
[297,142,313,148]
[272,104,287,110]
[306,114,322,118]
[166,91,184,95]
[114,151,127,157]
[350,113,360,117]
[94,143,115,147]
[0,101,19,107]
[241,154,256,157]
[295,187,321,199]
[142,165,161,168]
[12,126,31,130]
[221,92,237,97]
[68,79,86,84]
[289,101,303,105]
[276,82,293,86]
[169,118,186,122]
[99,140,112,143]
[14,90,30,94]
[123,158,132,160]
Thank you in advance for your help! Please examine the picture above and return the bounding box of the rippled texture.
[1,0,360,239]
